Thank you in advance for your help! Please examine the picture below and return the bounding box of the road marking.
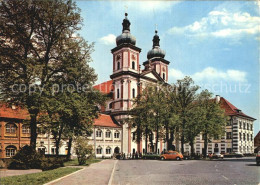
[222,175,229,180]
[108,160,118,185]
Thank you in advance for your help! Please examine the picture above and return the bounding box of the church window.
[132,61,135,70]
[132,88,135,98]
[117,89,120,99]
[117,62,120,70]
[163,73,165,80]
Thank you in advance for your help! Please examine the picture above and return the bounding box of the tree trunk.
[175,127,180,152]
[66,137,73,160]
[203,134,208,158]
[155,125,159,154]
[181,120,186,154]
[190,141,194,156]
[145,127,148,154]
[169,130,174,150]
[29,112,38,150]
[165,122,169,150]
[55,124,64,156]
[149,132,154,153]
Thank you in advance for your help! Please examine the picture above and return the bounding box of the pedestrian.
[135,151,138,159]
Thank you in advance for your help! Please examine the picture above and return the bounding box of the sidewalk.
[47,159,117,185]
[0,169,42,178]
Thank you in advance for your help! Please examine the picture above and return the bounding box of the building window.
[132,61,135,69]
[226,132,232,139]
[251,134,253,141]
[247,123,249,130]
[250,124,253,131]
[96,129,102,138]
[117,62,120,70]
[5,146,16,157]
[239,121,242,129]
[239,133,242,140]
[243,133,245,141]
[226,148,232,153]
[105,130,111,138]
[117,89,120,99]
[247,134,249,141]
[114,131,120,139]
[109,103,113,109]
[22,125,30,134]
[163,73,165,80]
[106,147,111,154]
[51,147,56,154]
[214,135,219,140]
[38,147,46,154]
[97,146,102,154]
[5,123,16,134]
[132,132,136,141]
[132,88,135,98]
[243,122,246,129]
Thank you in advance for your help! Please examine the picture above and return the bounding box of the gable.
[143,72,158,80]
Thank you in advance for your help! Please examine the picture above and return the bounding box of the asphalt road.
[111,157,259,185]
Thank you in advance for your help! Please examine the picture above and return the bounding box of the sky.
[75,1,260,136]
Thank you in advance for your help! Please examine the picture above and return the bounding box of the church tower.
[110,13,141,113]
[144,30,170,82]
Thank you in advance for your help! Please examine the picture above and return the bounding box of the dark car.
[142,152,160,160]
[256,151,260,166]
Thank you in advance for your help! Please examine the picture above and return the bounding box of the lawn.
[64,158,102,166]
[0,167,81,185]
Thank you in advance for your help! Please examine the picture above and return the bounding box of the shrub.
[0,159,6,168]
[74,137,93,165]
[41,157,64,171]
[8,145,43,169]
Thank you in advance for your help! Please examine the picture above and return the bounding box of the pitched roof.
[93,80,113,94]
[219,97,256,120]
[94,114,121,128]
[254,131,260,147]
[0,105,30,120]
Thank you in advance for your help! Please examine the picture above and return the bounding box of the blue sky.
[76,1,259,136]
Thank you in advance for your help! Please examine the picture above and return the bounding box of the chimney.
[215,95,220,103]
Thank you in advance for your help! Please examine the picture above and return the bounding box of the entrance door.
[114,147,120,154]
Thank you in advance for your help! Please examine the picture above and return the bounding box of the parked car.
[234,152,244,158]
[160,151,183,160]
[210,152,224,160]
[142,153,160,160]
[256,151,260,166]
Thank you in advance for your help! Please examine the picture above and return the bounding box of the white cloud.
[169,67,247,83]
[168,9,260,40]
[99,34,116,45]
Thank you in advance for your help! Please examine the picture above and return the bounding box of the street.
[112,157,259,185]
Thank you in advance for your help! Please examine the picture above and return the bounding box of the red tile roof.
[219,97,256,120]
[93,80,113,94]
[0,105,30,120]
[94,114,121,128]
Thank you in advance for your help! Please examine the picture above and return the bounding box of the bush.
[0,159,6,168]
[41,157,64,171]
[8,145,43,169]
[74,137,93,165]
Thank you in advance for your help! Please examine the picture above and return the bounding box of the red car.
[160,151,183,160]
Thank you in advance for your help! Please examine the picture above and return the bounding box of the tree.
[198,90,227,158]
[170,77,199,153]
[0,0,96,149]
[74,136,93,165]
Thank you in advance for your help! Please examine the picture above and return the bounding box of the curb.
[43,167,85,185]
[108,160,118,185]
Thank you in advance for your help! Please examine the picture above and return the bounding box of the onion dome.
[147,30,165,59]
[116,13,136,46]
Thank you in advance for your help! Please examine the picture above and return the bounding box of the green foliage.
[8,145,43,169]
[41,158,64,171]
[74,136,93,165]
[0,167,81,185]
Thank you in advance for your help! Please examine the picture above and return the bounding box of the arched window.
[163,73,165,80]
[96,129,102,138]
[97,146,102,154]
[22,124,30,134]
[117,89,120,99]
[117,62,120,70]
[5,123,16,134]
[6,145,16,157]
[106,146,111,154]
[114,130,120,139]
[132,88,135,98]
[105,130,111,138]
[132,61,135,69]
